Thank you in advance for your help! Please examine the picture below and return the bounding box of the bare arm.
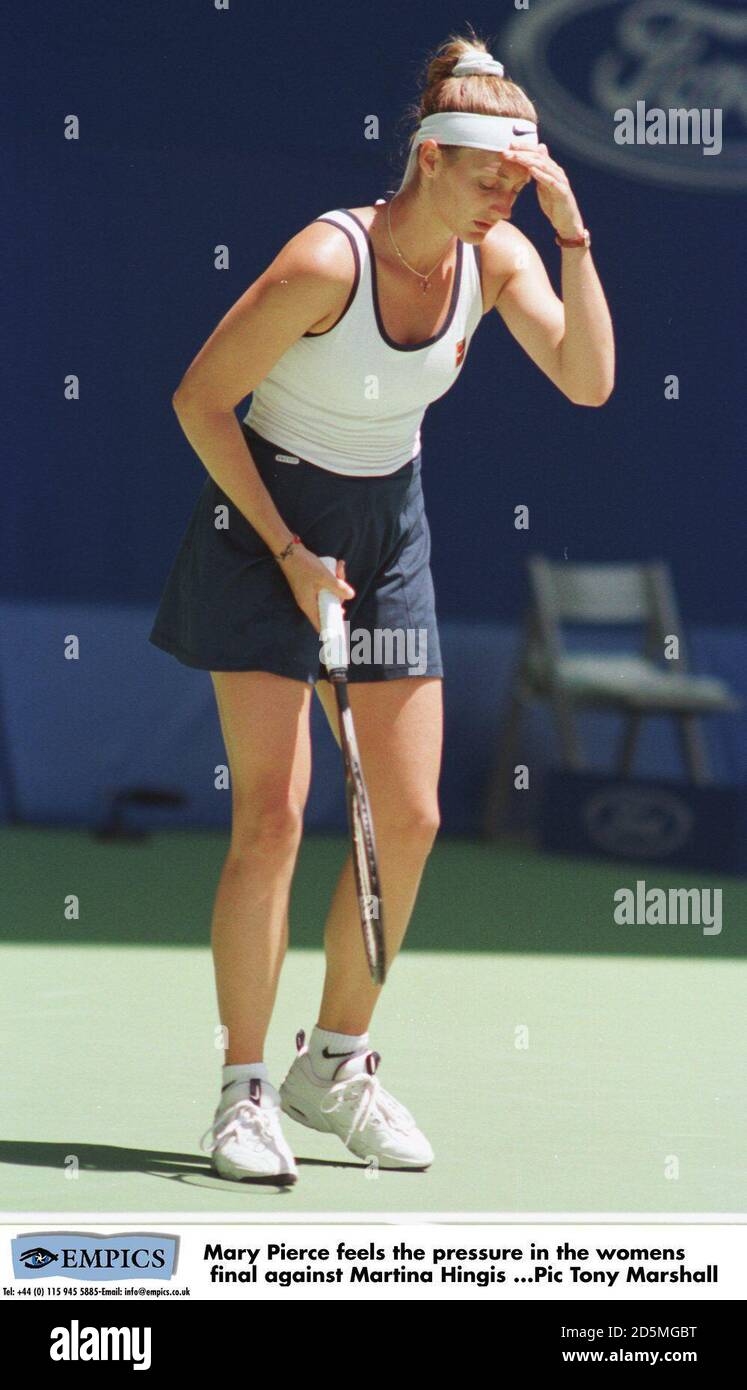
[172,408,292,559]
[555,243,615,407]
[171,225,356,624]
[489,222,615,407]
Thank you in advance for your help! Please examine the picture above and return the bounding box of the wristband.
[555,228,591,249]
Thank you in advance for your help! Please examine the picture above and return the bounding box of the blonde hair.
[391,28,538,191]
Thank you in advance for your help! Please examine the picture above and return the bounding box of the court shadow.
[0,1140,294,1196]
[294,1155,427,1173]
[295,1155,366,1171]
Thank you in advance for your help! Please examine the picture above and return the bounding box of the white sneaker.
[279,1031,433,1170]
[200,1078,298,1184]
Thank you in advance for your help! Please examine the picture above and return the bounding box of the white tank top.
[243,208,486,476]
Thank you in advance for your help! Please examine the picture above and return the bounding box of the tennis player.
[149,33,614,1185]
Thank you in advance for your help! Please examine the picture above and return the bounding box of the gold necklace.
[386,197,453,294]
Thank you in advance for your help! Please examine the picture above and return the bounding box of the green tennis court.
[3,827,745,1213]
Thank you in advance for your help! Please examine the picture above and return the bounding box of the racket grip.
[318,555,348,672]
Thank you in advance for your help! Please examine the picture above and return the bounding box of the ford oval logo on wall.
[503,0,747,190]
[583,786,694,857]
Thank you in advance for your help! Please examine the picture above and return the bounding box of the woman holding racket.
[150,32,614,1185]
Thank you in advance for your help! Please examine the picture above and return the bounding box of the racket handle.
[318,555,348,672]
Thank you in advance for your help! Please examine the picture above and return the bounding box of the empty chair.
[483,555,741,837]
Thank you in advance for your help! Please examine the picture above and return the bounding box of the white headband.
[398,110,539,191]
[397,50,536,190]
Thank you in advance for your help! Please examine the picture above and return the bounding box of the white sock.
[308,1026,369,1079]
[220,1062,269,1110]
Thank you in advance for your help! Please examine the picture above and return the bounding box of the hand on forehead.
[468,147,533,182]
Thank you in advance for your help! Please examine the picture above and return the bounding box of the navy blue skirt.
[148,422,443,683]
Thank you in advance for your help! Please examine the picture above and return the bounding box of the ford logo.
[503,0,747,190]
[584,786,694,856]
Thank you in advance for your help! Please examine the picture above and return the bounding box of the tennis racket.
[317,556,386,985]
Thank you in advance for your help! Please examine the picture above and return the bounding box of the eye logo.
[20,1247,59,1269]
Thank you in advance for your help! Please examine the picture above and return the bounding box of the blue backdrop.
[3,0,745,833]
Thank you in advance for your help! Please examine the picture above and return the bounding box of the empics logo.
[50,1321,152,1372]
[12,1232,178,1281]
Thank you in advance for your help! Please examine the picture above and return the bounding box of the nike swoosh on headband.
[512,124,536,136]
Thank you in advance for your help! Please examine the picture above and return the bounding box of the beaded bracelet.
[275,534,302,561]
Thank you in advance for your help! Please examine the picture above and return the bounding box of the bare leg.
[210,671,313,1063]
[315,676,443,1034]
